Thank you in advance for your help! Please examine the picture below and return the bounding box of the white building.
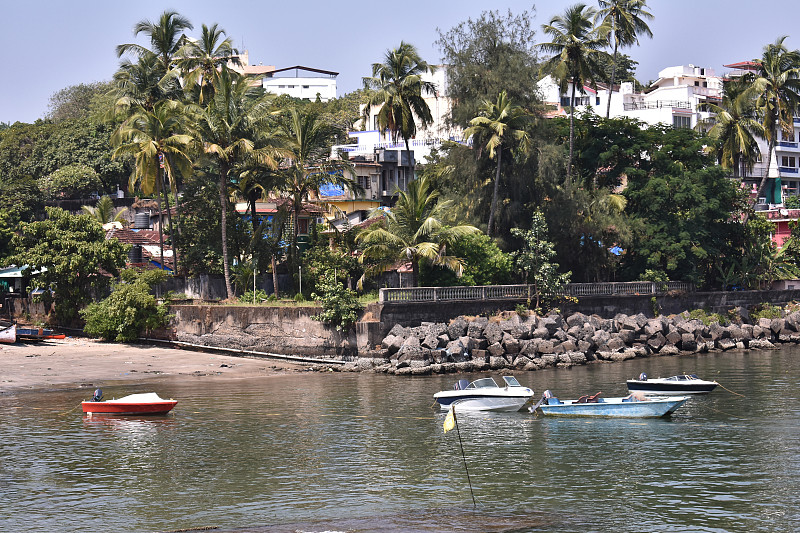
[262,65,338,102]
[538,64,723,130]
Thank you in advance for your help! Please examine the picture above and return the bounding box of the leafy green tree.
[595,0,654,118]
[46,82,113,122]
[539,3,608,181]
[744,36,800,201]
[311,270,362,332]
[38,164,103,200]
[356,174,481,287]
[81,268,170,341]
[420,232,512,287]
[81,196,128,224]
[593,52,640,89]
[116,10,193,76]
[197,69,283,298]
[511,210,571,310]
[362,41,436,162]
[178,23,239,105]
[275,106,356,268]
[700,79,765,177]
[436,8,540,128]
[8,207,128,323]
[622,128,743,285]
[464,91,531,236]
[111,99,195,271]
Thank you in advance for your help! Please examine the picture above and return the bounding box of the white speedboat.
[433,376,535,412]
[626,373,718,395]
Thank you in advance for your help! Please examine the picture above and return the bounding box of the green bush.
[750,303,783,321]
[686,308,728,326]
[81,268,170,342]
[239,289,268,304]
[312,271,362,331]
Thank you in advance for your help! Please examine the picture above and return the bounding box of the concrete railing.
[379,281,694,303]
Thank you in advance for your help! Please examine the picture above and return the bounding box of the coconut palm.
[111,100,195,270]
[177,23,239,105]
[362,42,436,167]
[117,10,193,74]
[595,1,654,118]
[539,4,609,181]
[111,52,181,114]
[464,91,532,236]
[276,107,357,267]
[356,175,481,287]
[700,79,765,177]
[744,37,800,202]
[196,69,284,299]
[82,196,129,225]
[595,0,653,118]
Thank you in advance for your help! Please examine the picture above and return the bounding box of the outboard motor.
[638,372,647,381]
[543,389,554,399]
[91,388,103,402]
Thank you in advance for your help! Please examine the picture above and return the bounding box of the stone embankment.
[342,308,799,374]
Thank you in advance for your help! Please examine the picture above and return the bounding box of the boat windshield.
[503,376,522,387]
[467,378,498,389]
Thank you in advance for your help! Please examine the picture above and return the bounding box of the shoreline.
[0,337,306,395]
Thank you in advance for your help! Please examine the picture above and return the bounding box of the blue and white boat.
[533,390,688,418]
[433,376,535,412]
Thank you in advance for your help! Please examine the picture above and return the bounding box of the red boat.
[82,392,177,415]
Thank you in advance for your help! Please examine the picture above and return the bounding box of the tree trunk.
[218,163,233,299]
[411,259,419,288]
[155,175,165,270]
[271,255,280,299]
[487,147,503,237]
[605,42,619,119]
[755,139,775,205]
[161,172,177,273]
[568,82,576,182]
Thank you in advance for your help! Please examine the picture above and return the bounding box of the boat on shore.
[82,391,177,416]
[533,390,688,418]
[0,321,16,344]
[16,327,66,341]
[433,376,535,412]
[627,373,718,395]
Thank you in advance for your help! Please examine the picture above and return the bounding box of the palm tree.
[464,91,532,236]
[196,69,283,299]
[356,175,481,287]
[700,79,765,178]
[177,23,239,105]
[744,37,800,202]
[111,52,180,114]
[362,42,436,168]
[276,107,357,268]
[117,10,193,74]
[82,196,128,225]
[539,4,609,181]
[595,0,654,118]
[111,100,195,270]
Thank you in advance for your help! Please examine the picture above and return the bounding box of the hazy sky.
[2,0,800,124]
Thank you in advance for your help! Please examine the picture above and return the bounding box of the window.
[596,97,600,106]
[560,96,589,107]
[673,115,692,129]
[783,130,795,141]
[302,85,309,89]
[781,156,796,168]
[694,81,700,86]
[358,175,371,190]
[702,82,708,88]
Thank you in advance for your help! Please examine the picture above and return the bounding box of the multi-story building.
[229,51,337,102]
[538,64,723,130]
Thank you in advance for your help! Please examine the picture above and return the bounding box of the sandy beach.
[0,336,306,394]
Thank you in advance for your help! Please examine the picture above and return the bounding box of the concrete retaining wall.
[169,304,357,359]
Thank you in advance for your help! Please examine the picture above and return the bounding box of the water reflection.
[2,348,800,532]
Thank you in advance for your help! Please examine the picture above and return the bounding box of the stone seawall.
[169,304,357,358]
[344,308,800,374]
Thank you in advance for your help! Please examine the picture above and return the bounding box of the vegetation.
[8,5,800,336]
[81,268,171,341]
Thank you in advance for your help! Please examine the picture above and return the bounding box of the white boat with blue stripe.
[434,376,535,412]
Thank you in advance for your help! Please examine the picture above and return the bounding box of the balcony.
[778,141,799,150]
[779,167,799,174]
[623,100,692,111]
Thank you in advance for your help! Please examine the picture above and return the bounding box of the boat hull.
[434,393,534,412]
[627,380,717,395]
[82,400,177,415]
[0,323,15,344]
[539,396,688,418]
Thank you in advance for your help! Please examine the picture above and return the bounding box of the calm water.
[1,347,799,533]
